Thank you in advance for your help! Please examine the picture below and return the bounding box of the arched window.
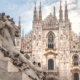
[73,55,79,66]
[48,33,54,49]
[74,73,79,80]
[48,59,54,70]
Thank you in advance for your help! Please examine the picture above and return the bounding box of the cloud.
[0,0,79,35]
[68,0,80,35]
[41,0,80,35]
[14,0,80,35]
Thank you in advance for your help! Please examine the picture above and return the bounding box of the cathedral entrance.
[74,73,79,80]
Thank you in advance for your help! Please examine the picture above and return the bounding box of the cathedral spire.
[33,2,37,23]
[18,16,21,37]
[34,2,36,16]
[40,1,41,10]
[79,32,80,42]
[34,2,36,12]
[39,1,42,22]
[59,0,63,22]
[54,6,55,17]
[18,16,21,27]
[65,0,68,22]
[22,29,24,38]
[53,6,57,21]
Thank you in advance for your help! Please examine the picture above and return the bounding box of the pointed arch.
[72,54,79,66]
[47,31,55,49]
[47,31,55,38]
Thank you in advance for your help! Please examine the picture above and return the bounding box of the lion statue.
[0,13,45,80]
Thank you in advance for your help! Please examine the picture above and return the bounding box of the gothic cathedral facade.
[16,1,80,80]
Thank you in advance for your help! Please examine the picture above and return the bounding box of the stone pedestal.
[0,42,4,58]
[0,58,19,72]
[0,72,32,80]
[0,46,32,80]
[0,57,32,80]
[0,51,4,58]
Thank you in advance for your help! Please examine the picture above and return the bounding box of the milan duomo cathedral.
[15,0,80,80]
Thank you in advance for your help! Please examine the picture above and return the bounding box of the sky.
[0,0,80,36]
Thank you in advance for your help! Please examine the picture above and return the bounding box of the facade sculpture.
[16,1,80,80]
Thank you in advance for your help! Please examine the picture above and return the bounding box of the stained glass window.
[73,55,78,66]
[48,34,54,48]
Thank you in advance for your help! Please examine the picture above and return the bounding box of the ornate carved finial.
[39,1,42,21]
[40,1,41,10]
[18,16,21,37]
[54,6,55,16]
[35,2,36,9]
[33,2,38,24]
[60,0,62,8]
[19,16,21,26]
[65,0,68,21]
[79,32,80,42]
[59,0,63,22]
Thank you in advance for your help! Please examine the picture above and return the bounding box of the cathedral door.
[48,59,54,70]
[74,73,79,80]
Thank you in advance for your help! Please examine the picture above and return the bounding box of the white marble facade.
[16,1,80,80]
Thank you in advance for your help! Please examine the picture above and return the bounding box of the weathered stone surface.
[0,51,4,58]
[0,72,32,80]
[0,58,19,72]
[22,72,32,80]
[0,13,42,80]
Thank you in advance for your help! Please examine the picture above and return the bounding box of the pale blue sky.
[0,0,80,35]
